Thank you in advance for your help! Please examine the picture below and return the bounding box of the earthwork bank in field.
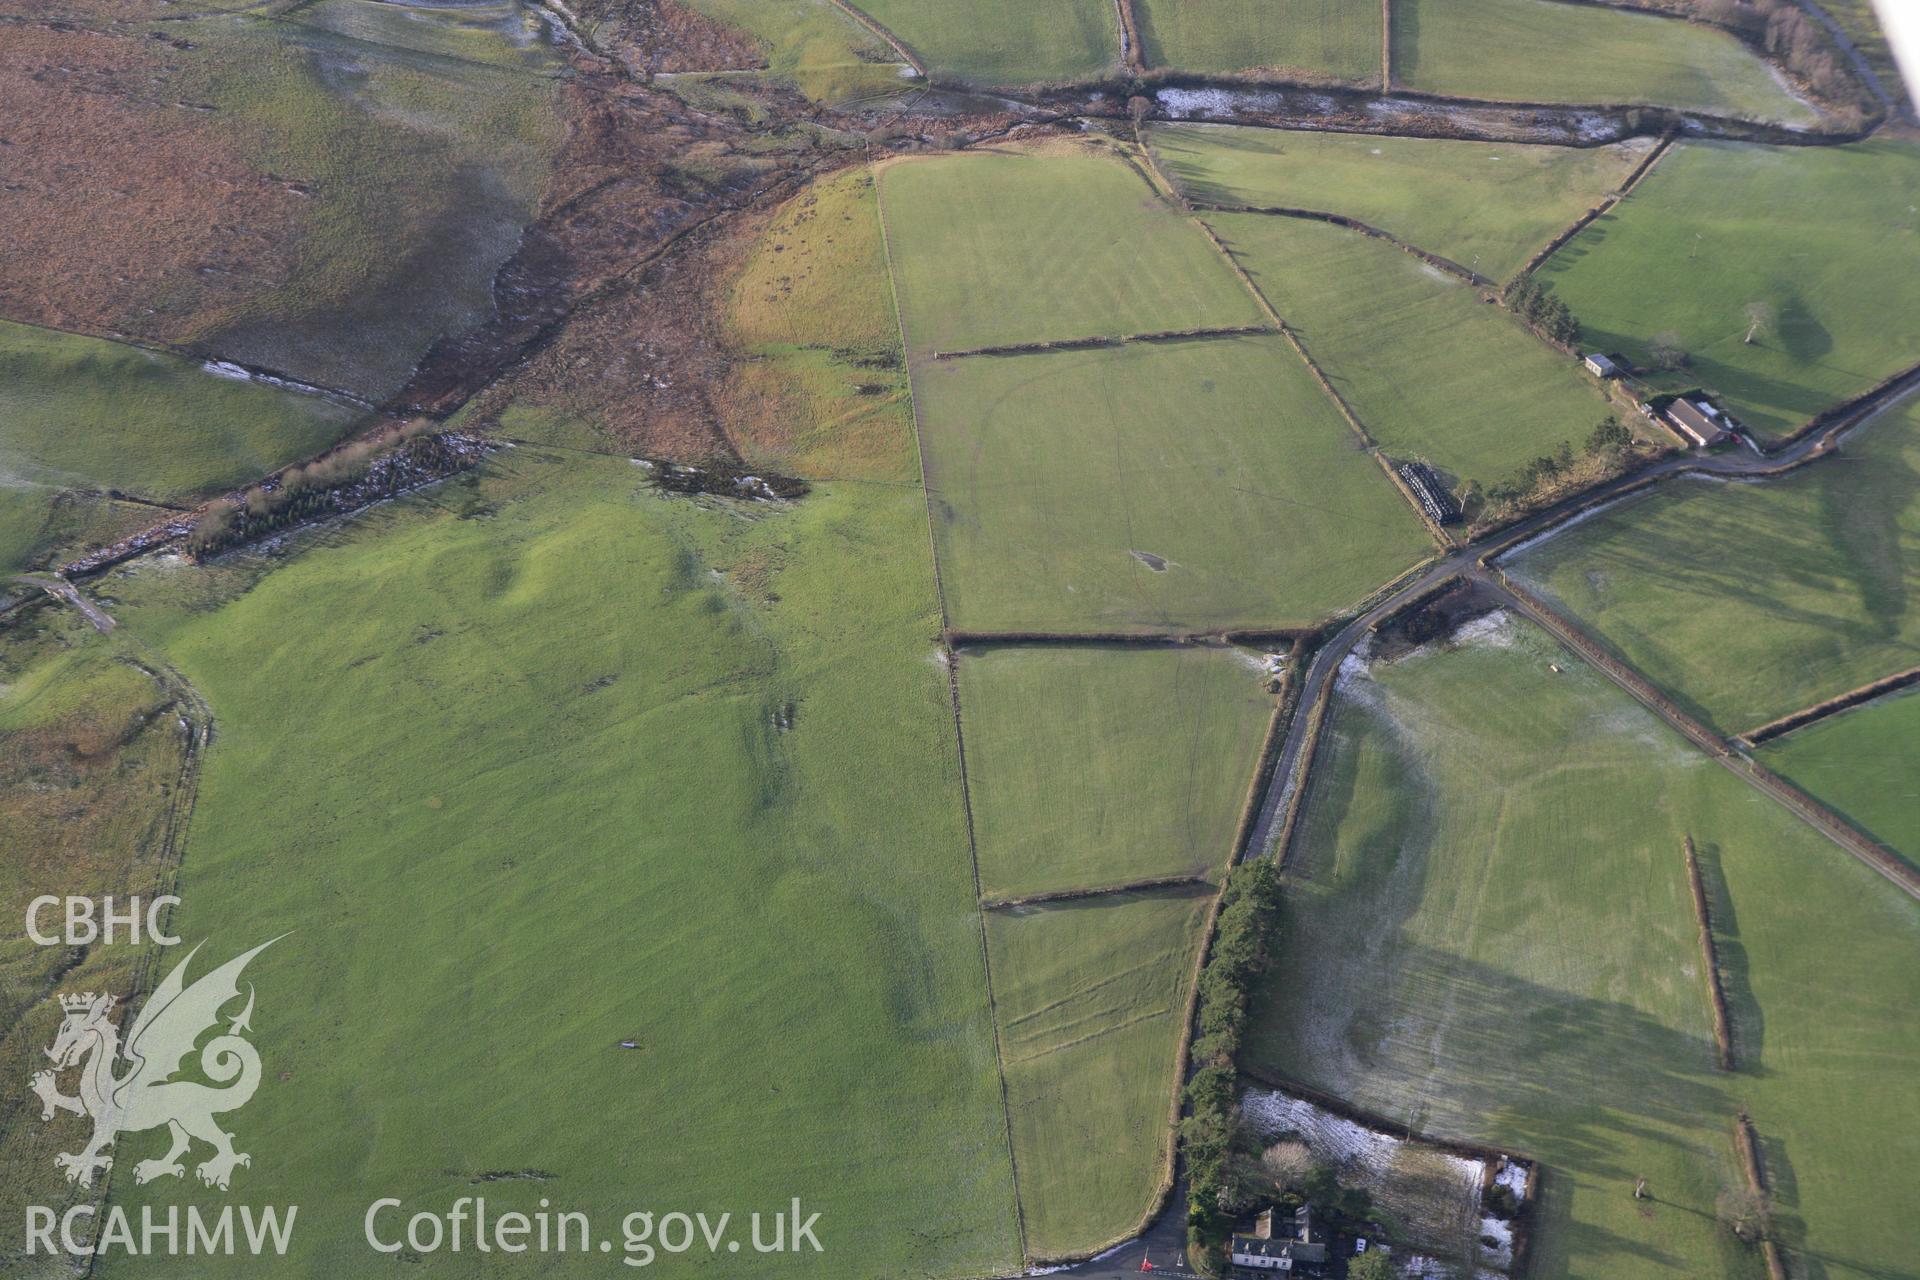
[1248,613,1920,1280]
[1152,124,1653,283]
[1506,395,1920,734]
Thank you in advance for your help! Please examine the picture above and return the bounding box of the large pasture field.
[82,450,1022,1279]
[1538,139,1920,439]
[911,334,1433,632]
[1154,124,1650,282]
[853,0,1117,85]
[989,885,1214,1259]
[1134,0,1379,82]
[0,320,361,572]
[1247,614,1920,1280]
[1760,688,1920,870]
[959,644,1273,900]
[1207,214,1616,488]
[1391,0,1817,123]
[879,147,1266,356]
[1506,395,1920,734]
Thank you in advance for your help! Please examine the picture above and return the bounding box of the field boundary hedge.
[1115,0,1144,74]
[980,874,1211,911]
[1191,201,1491,286]
[1684,835,1736,1070]
[929,323,1270,361]
[1494,573,1920,898]
[948,628,1308,648]
[824,0,925,76]
[1733,1111,1791,1280]
[1741,663,1920,746]
[1512,132,1676,284]
[873,157,1033,1263]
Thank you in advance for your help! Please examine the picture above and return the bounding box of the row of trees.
[187,423,463,558]
[1502,278,1582,346]
[1181,860,1283,1263]
[1464,416,1633,516]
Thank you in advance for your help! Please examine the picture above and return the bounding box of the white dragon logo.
[32,938,279,1191]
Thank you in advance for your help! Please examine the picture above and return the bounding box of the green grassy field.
[912,334,1433,632]
[1206,214,1617,489]
[1246,612,1920,1279]
[959,645,1272,900]
[989,884,1213,1259]
[854,0,1117,85]
[1538,139,1920,439]
[0,320,362,572]
[879,147,1267,356]
[1506,394,1920,734]
[1391,0,1817,122]
[66,446,1021,1278]
[170,14,563,398]
[1134,0,1379,82]
[1760,687,1920,869]
[1153,124,1650,282]
[682,0,911,104]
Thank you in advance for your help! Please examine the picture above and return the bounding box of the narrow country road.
[1241,364,1920,871]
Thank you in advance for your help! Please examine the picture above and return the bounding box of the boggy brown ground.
[0,18,305,339]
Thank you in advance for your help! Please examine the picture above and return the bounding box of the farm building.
[1662,396,1731,448]
[1399,461,1463,525]
[1582,352,1623,378]
[1230,1206,1330,1275]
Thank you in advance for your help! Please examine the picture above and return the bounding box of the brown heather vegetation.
[0,21,303,340]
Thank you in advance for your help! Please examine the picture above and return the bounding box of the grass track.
[911,334,1432,633]
[1391,0,1817,122]
[1759,686,1920,869]
[879,146,1267,357]
[1152,123,1651,282]
[1205,214,1617,488]
[853,0,1117,85]
[989,885,1214,1259]
[1247,613,1920,1279]
[1537,139,1920,439]
[1134,0,1378,82]
[1506,394,1920,734]
[959,645,1274,900]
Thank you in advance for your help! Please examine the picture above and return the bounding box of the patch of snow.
[1156,86,1282,118]
[1495,1160,1528,1198]
[1479,1215,1514,1267]
[1240,1088,1484,1190]
[1452,608,1516,650]
[1489,1159,1520,1205]
[1497,490,1639,561]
